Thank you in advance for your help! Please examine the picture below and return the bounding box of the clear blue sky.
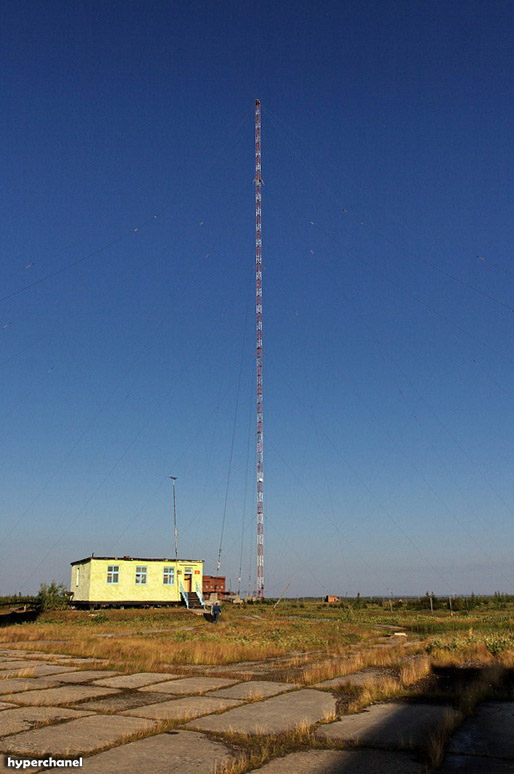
[1,0,514,597]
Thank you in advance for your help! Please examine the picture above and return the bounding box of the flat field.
[1,599,513,674]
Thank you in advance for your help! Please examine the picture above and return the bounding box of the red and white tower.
[254,99,264,599]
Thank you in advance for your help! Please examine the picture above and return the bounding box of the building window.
[75,568,80,586]
[135,566,147,584]
[107,565,119,584]
[163,567,175,585]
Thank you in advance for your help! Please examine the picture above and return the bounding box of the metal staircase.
[180,582,204,610]
[185,591,203,609]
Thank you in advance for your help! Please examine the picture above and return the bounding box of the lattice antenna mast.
[254,99,264,599]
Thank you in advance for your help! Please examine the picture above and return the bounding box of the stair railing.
[195,582,204,607]
[179,582,189,609]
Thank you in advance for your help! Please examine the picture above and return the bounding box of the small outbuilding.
[324,595,339,604]
[70,556,204,609]
[202,575,226,599]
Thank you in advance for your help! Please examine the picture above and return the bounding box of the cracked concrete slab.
[91,672,178,689]
[47,670,119,683]
[0,755,45,772]
[0,714,158,756]
[316,702,460,750]
[0,669,30,677]
[0,664,80,678]
[186,689,337,735]
[76,730,234,773]
[314,668,389,689]
[207,680,298,700]
[5,685,120,706]
[0,660,52,671]
[139,676,239,695]
[448,702,514,759]
[247,749,428,773]
[0,678,64,695]
[0,706,93,737]
[70,691,174,713]
[122,696,242,720]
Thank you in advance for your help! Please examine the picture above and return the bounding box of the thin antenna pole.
[170,476,178,562]
[254,99,264,599]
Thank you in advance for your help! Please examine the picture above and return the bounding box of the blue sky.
[1,0,514,596]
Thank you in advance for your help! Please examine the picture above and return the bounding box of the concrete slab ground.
[48,670,119,683]
[0,669,28,677]
[0,660,52,670]
[0,678,64,695]
[0,664,80,678]
[314,668,389,689]
[0,755,45,772]
[24,665,81,677]
[76,730,234,774]
[0,706,92,737]
[207,680,297,700]
[139,676,240,695]
[440,754,514,773]
[448,702,514,759]
[5,685,120,706]
[122,696,242,721]
[0,653,90,665]
[0,714,158,756]
[247,749,428,773]
[186,689,337,735]
[91,672,178,689]
[316,702,460,750]
[72,692,174,713]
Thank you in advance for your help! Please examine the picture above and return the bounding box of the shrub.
[36,581,69,612]
[484,635,514,656]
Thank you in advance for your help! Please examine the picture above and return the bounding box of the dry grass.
[299,641,424,686]
[0,668,36,679]
[399,654,431,685]
[425,663,506,767]
[425,708,464,768]
[211,722,325,774]
[0,635,287,671]
[346,675,403,713]
[0,606,391,672]
[455,664,505,715]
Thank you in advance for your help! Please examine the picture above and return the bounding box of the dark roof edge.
[70,557,204,565]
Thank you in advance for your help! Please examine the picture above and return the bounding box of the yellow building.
[69,556,204,609]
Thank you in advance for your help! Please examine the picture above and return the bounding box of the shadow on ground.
[0,608,41,626]
[303,664,514,773]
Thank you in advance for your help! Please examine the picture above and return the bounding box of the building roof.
[70,556,204,566]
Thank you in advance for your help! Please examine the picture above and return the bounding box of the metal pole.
[255,99,264,600]
[170,476,178,562]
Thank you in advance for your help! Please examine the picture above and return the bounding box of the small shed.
[324,595,339,604]
[202,575,226,599]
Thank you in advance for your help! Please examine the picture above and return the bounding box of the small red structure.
[203,575,226,598]
[324,595,339,604]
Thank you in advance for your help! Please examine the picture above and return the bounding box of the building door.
[184,572,192,592]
